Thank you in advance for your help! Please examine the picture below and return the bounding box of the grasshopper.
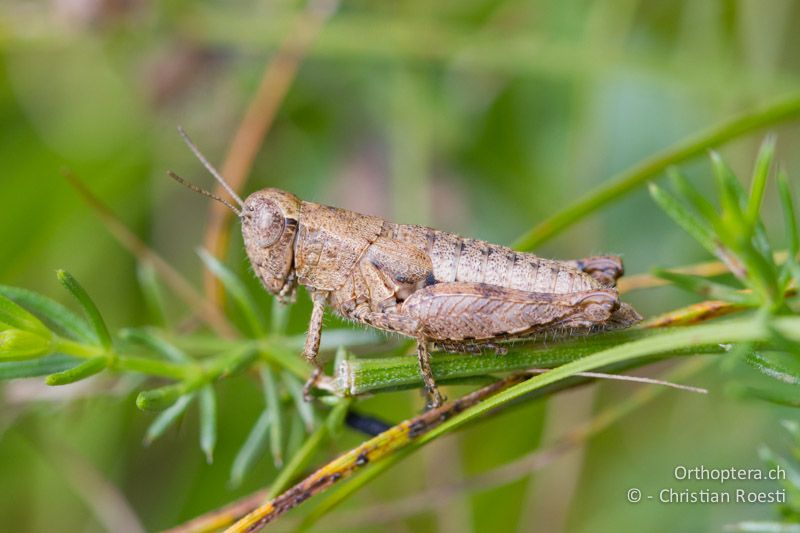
[171,129,641,408]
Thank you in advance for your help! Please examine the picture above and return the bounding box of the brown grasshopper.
[171,129,641,407]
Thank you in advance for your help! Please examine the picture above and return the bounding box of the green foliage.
[650,141,800,406]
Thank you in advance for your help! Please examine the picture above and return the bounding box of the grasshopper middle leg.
[302,290,328,400]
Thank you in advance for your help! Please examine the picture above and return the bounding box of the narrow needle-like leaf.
[667,169,719,225]
[283,372,315,432]
[260,365,284,468]
[747,135,776,225]
[197,248,265,337]
[0,286,94,343]
[46,355,108,385]
[137,381,194,411]
[144,393,195,445]
[652,269,757,306]
[137,262,168,328]
[0,354,80,380]
[649,183,717,256]
[56,271,113,351]
[777,169,799,278]
[0,293,49,337]
[230,409,272,488]
[744,351,800,385]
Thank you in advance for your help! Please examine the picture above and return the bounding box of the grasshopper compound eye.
[246,197,285,248]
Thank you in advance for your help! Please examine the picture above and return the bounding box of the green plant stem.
[55,337,194,380]
[332,328,722,395]
[118,356,193,381]
[512,92,800,250]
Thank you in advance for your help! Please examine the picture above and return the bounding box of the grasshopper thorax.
[242,188,301,302]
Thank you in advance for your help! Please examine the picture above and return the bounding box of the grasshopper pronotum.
[171,129,641,407]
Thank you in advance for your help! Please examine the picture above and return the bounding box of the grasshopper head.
[241,188,301,302]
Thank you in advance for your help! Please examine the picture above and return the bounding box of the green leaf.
[759,445,800,494]
[137,262,168,328]
[649,183,718,256]
[270,298,289,335]
[0,330,52,360]
[0,293,49,336]
[667,169,719,225]
[46,355,108,385]
[230,408,272,488]
[747,135,776,226]
[137,382,193,411]
[778,169,799,288]
[56,270,112,351]
[144,393,195,445]
[0,285,95,343]
[199,385,217,463]
[197,248,265,337]
[744,351,800,385]
[260,365,284,467]
[283,372,315,432]
[285,412,306,459]
[326,398,351,439]
[778,169,799,259]
[652,269,757,306]
[711,151,748,233]
[0,354,81,380]
[710,152,774,267]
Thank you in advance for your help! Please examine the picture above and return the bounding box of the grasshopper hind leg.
[570,256,624,287]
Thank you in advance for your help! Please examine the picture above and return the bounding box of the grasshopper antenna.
[167,171,242,217]
[176,126,245,209]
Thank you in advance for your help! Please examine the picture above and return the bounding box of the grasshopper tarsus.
[302,367,322,402]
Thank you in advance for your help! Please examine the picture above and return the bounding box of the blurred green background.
[1,1,800,531]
